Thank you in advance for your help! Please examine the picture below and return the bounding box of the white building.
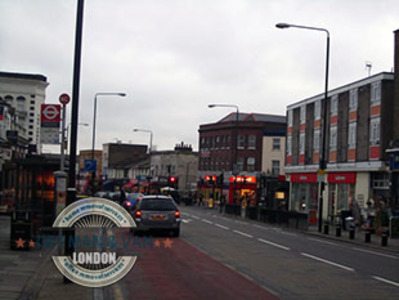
[0,72,48,152]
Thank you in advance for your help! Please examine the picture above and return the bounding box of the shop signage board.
[40,104,61,144]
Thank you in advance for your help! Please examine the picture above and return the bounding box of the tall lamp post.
[91,92,126,194]
[208,103,240,204]
[133,128,153,153]
[276,22,330,232]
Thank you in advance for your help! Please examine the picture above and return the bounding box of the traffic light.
[168,176,178,188]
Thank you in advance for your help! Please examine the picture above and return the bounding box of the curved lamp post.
[91,92,126,194]
[276,22,330,232]
[133,128,153,153]
[208,103,240,204]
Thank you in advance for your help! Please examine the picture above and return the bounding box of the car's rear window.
[140,199,176,211]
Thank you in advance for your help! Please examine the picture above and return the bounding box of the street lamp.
[133,128,153,153]
[208,103,240,203]
[91,92,126,194]
[276,22,330,232]
[65,122,89,154]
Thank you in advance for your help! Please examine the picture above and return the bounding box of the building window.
[237,135,245,149]
[287,110,293,127]
[371,173,389,190]
[287,135,292,156]
[299,133,305,154]
[313,129,320,152]
[30,106,35,111]
[272,138,281,151]
[314,100,321,120]
[237,157,244,171]
[370,117,380,145]
[247,157,255,172]
[348,122,357,149]
[220,136,224,149]
[300,106,306,124]
[226,135,231,149]
[349,89,358,112]
[29,131,33,136]
[330,95,338,116]
[371,81,381,105]
[272,160,280,175]
[248,135,256,150]
[329,126,337,150]
[215,136,220,149]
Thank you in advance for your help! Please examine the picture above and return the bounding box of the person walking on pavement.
[219,194,226,213]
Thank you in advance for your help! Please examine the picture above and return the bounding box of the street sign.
[84,159,97,172]
[59,93,71,105]
[41,104,61,144]
[41,104,61,123]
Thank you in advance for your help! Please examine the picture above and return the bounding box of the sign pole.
[59,93,70,172]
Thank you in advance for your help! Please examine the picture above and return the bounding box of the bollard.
[323,222,329,235]
[349,224,355,240]
[381,231,388,247]
[365,229,371,243]
[335,224,342,237]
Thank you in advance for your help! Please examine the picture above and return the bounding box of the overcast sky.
[1,0,398,153]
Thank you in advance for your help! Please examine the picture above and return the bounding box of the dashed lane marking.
[215,223,230,230]
[233,230,253,238]
[258,238,291,251]
[301,252,355,272]
[372,276,399,287]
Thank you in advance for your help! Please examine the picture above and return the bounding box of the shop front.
[289,173,319,224]
[228,175,257,206]
[327,172,356,224]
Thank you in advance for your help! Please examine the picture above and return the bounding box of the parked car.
[122,193,144,211]
[132,195,181,237]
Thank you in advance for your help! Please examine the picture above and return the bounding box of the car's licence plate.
[150,214,166,220]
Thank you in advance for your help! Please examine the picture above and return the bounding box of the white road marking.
[233,230,253,238]
[308,237,339,246]
[191,215,200,220]
[201,219,213,225]
[301,253,355,272]
[258,238,291,251]
[215,223,230,230]
[252,224,270,230]
[182,219,192,224]
[279,231,298,237]
[181,212,191,216]
[352,247,398,259]
[235,220,246,225]
[372,276,399,287]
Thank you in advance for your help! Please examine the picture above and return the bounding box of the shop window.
[371,173,389,190]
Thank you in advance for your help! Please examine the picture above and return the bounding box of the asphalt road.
[110,206,399,300]
[179,206,399,300]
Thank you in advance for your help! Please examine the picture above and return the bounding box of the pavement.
[1,205,398,300]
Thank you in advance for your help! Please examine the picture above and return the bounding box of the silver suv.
[132,195,181,237]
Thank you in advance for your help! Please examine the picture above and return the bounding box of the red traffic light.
[169,176,176,182]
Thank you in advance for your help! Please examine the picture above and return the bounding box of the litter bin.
[10,211,32,250]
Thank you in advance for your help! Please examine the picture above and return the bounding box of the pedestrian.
[199,192,204,206]
[219,194,226,213]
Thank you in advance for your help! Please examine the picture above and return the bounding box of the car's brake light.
[126,202,131,207]
[175,211,180,218]
[135,210,142,218]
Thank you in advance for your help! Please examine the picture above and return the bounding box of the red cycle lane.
[118,234,280,300]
